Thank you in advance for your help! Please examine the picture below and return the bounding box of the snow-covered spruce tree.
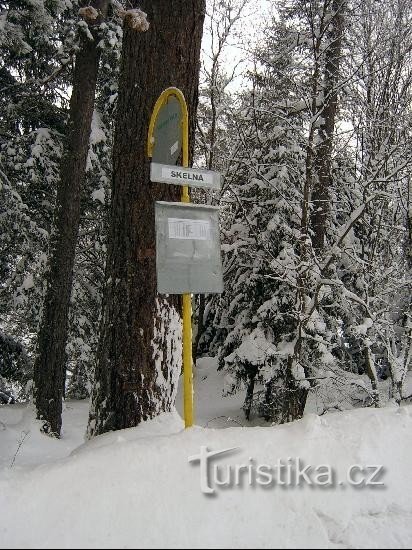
[87,1,206,437]
[0,0,75,398]
[0,330,30,403]
[208,15,310,422]
[0,0,72,317]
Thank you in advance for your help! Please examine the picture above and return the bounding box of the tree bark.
[311,0,346,251]
[34,1,108,437]
[243,366,258,421]
[407,177,412,269]
[88,0,206,437]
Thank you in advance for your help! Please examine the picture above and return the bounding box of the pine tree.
[88,1,206,436]
[34,0,110,436]
[0,0,74,399]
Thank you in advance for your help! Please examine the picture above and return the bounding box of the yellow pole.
[181,100,193,429]
[147,88,193,428]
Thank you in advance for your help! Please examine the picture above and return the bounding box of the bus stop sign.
[150,95,183,165]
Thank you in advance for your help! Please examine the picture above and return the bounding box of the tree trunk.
[243,366,258,421]
[193,293,206,358]
[193,61,217,360]
[34,1,108,437]
[311,0,346,251]
[88,1,206,437]
[407,177,412,269]
[262,361,308,424]
[364,345,380,407]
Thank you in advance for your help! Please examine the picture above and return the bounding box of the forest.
[1,0,411,438]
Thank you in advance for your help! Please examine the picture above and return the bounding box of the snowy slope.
[1,360,412,548]
[0,401,89,469]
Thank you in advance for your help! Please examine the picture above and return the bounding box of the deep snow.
[1,358,412,549]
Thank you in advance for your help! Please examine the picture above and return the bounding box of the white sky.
[201,0,275,91]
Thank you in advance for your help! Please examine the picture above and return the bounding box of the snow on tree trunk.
[88,0,206,437]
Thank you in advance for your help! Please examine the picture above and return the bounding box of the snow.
[77,20,93,42]
[0,401,89,469]
[1,359,412,548]
[225,327,276,366]
[21,274,34,290]
[0,12,7,34]
[177,357,265,428]
[87,111,107,173]
[89,111,106,146]
[151,298,182,412]
[353,317,374,336]
[91,187,105,204]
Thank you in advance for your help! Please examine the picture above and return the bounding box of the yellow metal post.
[148,88,193,428]
[180,98,194,429]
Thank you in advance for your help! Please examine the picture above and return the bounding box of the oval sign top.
[148,89,187,166]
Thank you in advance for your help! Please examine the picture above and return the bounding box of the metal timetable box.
[155,201,224,294]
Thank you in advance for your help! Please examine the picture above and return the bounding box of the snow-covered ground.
[1,358,412,548]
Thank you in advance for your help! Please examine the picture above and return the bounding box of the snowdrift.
[1,405,412,548]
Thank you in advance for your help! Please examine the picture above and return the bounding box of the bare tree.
[194,0,250,359]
